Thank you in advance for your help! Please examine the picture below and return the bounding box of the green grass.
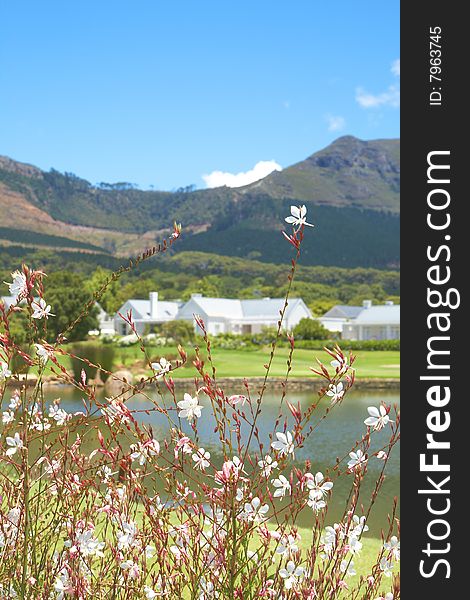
[41,345,399,380]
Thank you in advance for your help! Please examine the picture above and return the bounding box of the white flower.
[9,391,21,410]
[2,411,14,424]
[258,455,278,477]
[35,343,52,364]
[198,578,218,599]
[144,585,159,599]
[351,514,369,537]
[130,439,160,466]
[272,474,291,498]
[364,405,393,431]
[6,270,27,300]
[375,594,394,600]
[271,431,295,457]
[49,405,69,426]
[376,450,388,460]
[151,357,171,378]
[177,393,204,421]
[76,529,105,557]
[348,535,363,554]
[384,535,400,561]
[285,205,314,229]
[330,353,350,373]
[117,521,137,550]
[379,557,394,577]
[243,497,269,523]
[306,472,333,500]
[276,534,299,556]
[101,398,130,424]
[120,559,140,578]
[279,560,306,590]
[0,361,12,382]
[192,448,210,470]
[145,544,156,559]
[340,559,356,577]
[5,432,23,456]
[326,382,344,405]
[54,569,72,599]
[307,497,327,512]
[228,394,249,406]
[31,297,54,319]
[347,449,367,471]
[99,465,114,483]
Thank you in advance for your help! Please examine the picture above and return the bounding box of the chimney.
[149,292,158,319]
[362,300,372,309]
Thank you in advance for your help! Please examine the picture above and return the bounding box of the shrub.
[159,319,195,344]
[0,222,399,598]
[293,317,330,340]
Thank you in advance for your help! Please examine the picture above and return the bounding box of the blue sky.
[0,1,399,190]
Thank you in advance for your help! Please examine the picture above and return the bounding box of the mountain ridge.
[0,136,400,269]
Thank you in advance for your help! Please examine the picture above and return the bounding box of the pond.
[38,384,399,536]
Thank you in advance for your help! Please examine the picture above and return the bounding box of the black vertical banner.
[402,3,464,597]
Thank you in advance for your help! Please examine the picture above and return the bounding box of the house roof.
[188,296,307,320]
[352,305,400,325]
[321,305,364,319]
[124,299,180,321]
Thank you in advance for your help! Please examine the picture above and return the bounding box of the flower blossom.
[384,535,400,561]
[5,433,23,456]
[151,357,171,378]
[31,297,54,319]
[6,270,27,300]
[117,521,137,550]
[285,205,314,230]
[340,559,356,577]
[0,361,12,382]
[326,382,344,405]
[258,455,278,478]
[2,411,14,424]
[305,472,333,500]
[364,405,393,431]
[192,448,210,470]
[272,474,291,499]
[130,439,160,466]
[279,561,306,590]
[347,449,367,471]
[242,497,269,523]
[271,431,295,457]
[177,393,204,421]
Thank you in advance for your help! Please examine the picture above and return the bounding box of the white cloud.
[356,85,400,108]
[202,160,282,188]
[326,114,346,132]
[356,59,400,109]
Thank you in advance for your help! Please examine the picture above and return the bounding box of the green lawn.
[43,344,399,381]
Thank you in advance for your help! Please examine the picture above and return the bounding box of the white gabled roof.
[123,299,180,321]
[188,296,307,320]
[352,305,400,325]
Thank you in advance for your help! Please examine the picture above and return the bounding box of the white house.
[94,304,116,336]
[318,305,364,334]
[176,294,312,336]
[341,300,400,341]
[114,292,181,335]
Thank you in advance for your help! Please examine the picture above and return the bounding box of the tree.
[293,318,330,340]
[159,320,195,344]
[44,272,98,342]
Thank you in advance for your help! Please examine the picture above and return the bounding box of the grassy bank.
[42,344,399,380]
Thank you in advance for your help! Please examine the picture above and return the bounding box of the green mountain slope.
[0,136,399,269]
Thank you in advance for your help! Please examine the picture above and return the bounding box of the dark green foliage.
[287,339,400,351]
[0,228,106,252]
[43,272,99,342]
[158,320,195,345]
[69,341,115,382]
[293,318,330,340]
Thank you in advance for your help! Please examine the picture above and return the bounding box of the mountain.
[0,136,399,269]
[241,136,399,212]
